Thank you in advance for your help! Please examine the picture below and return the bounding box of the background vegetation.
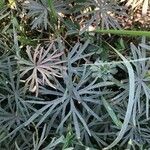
[0,0,150,149]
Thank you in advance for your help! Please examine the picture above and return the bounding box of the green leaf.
[48,0,57,25]
[91,29,150,37]
[102,97,122,128]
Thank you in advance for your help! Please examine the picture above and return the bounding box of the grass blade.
[103,43,135,149]
[91,29,150,37]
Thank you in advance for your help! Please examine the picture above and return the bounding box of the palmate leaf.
[75,0,126,34]
[34,68,113,139]
[15,124,64,150]
[112,102,150,149]
[113,40,150,120]
[80,108,115,148]
[0,59,37,118]
[130,41,150,120]
[23,0,67,30]
[0,60,36,148]
[23,40,114,139]
[18,41,65,96]
[0,106,33,149]
[24,0,49,29]
[32,124,64,150]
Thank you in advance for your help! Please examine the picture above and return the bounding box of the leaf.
[15,141,21,150]
[47,0,57,25]
[18,42,64,96]
[24,104,52,126]
[102,97,122,128]
[91,30,150,37]
[43,136,64,150]
[24,0,49,29]
[77,0,125,34]
[103,43,135,149]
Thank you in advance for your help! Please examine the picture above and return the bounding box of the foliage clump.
[0,0,150,149]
